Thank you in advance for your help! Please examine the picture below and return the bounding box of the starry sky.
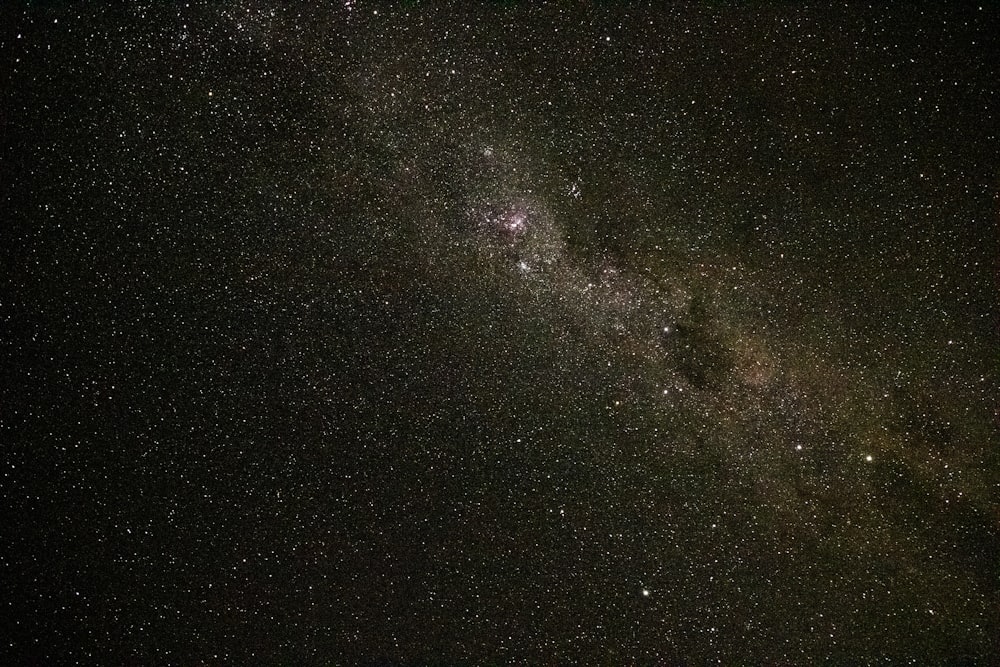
[3,2,998,664]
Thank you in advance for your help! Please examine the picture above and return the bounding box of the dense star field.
[3,3,998,664]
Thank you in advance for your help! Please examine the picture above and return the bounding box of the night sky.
[3,2,999,664]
